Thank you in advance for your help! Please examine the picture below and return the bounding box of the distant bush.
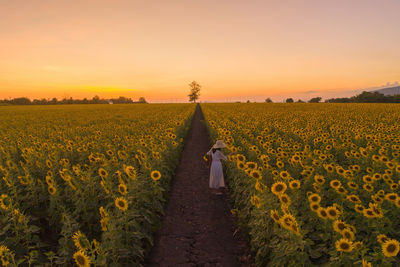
[326,91,400,103]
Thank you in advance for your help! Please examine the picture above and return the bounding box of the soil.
[146,105,252,267]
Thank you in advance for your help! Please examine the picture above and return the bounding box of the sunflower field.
[202,103,400,267]
[0,104,194,266]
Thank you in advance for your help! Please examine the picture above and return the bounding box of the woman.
[206,140,235,195]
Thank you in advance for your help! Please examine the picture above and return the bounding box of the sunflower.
[276,160,284,169]
[290,223,301,235]
[280,213,297,229]
[313,183,320,192]
[72,231,90,251]
[354,204,364,213]
[150,170,162,181]
[117,150,128,160]
[369,203,383,218]
[271,182,287,195]
[335,238,353,252]
[366,167,374,174]
[48,185,57,195]
[386,161,395,169]
[308,193,321,203]
[372,155,380,161]
[340,229,355,241]
[46,159,53,168]
[377,234,389,244]
[317,207,328,220]
[0,245,12,266]
[336,167,345,175]
[291,155,301,162]
[250,195,261,208]
[289,180,300,190]
[124,166,136,179]
[279,194,291,206]
[382,239,400,257]
[385,193,398,202]
[372,173,381,180]
[0,194,11,211]
[115,197,128,212]
[333,220,347,233]
[246,162,258,170]
[336,186,347,195]
[330,179,341,189]
[362,175,374,184]
[250,169,262,180]
[390,183,399,190]
[279,171,290,179]
[270,209,280,223]
[100,217,109,231]
[351,165,360,171]
[362,184,374,192]
[99,206,108,218]
[353,241,363,250]
[73,250,91,267]
[346,194,361,204]
[314,175,325,185]
[98,168,108,178]
[118,183,127,195]
[236,154,246,162]
[237,161,245,170]
[362,259,372,267]
[324,164,334,173]
[281,204,290,214]
[326,206,340,220]
[363,208,376,218]
[372,194,384,204]
[395,197,400,208]
[255,181,267,193]
[347,182,358,190]
[309,202,320,212]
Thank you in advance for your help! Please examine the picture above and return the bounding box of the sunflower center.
[340,243,350,250]
[387,244,396,253]
[76,255,85,264]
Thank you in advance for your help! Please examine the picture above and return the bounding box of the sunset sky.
[1,0,399,102]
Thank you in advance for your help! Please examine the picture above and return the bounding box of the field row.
[0,104,195,266]
[202,103,400,267]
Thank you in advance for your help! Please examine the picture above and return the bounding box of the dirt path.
[146,105,251,267]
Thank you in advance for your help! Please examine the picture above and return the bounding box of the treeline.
[325,91,400,103]
[0,96,147,105]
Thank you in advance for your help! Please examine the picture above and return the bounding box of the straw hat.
[213,140,226,149]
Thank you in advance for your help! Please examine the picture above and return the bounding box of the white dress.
[206,149,227,189]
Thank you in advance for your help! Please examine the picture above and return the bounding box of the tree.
[188,81,201,103]
[138,97,147,103]
[309,97,322,103]
[297,99,304,103]
[92,95,100,104]
[265,98,273,103]
[11,97,31,105]
[286,98,294,103]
